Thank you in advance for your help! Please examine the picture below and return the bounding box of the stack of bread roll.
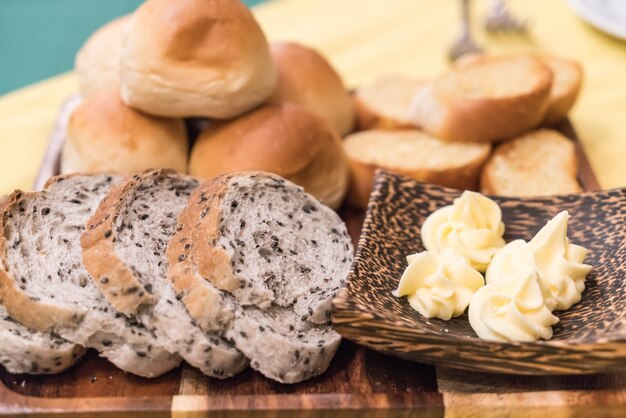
[69,0,584,212]
[349,53,584,207]
[68,0,354,210]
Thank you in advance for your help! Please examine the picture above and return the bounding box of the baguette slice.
[540,55,583,125]
[0,174,181,378]
[354,74,426,130]
[167,172,353,383]
[410,55,553,142]
[344,130,491,208]
[480,129,582,196]
[81,170,248,378]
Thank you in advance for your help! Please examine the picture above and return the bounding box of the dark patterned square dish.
[332,171,626,375]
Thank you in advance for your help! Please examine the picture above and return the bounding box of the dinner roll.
[120,0,276,118]
[75,15,131,97]
[189,104,349,209]
[61,89,188,174]
[411,55,553,143]
[267,42,354,136]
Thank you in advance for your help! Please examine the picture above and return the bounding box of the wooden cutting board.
[2,121,624,417]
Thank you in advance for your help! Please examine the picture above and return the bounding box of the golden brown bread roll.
[120,0,276,118]
[410,55,553,143]
[267,42,354,136]
[75,15,131,98]
[62,89,188,174]
[189,104,349,209]
[344,130,491,208]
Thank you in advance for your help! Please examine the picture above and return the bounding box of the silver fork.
[449,0,483,62]
[484,0,527,33]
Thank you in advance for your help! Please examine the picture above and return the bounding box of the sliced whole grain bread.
[0,303,85,375]
[81,170,248,378]
[0,174,181,378]
[167,172,353,383]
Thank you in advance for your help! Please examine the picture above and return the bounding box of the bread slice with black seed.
[0,303,86,375]
[81,170,248,378]
[167,172,353,383]
[0,174,181,378]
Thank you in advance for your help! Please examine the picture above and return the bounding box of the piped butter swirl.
[486,211,592,311]
[421,191,506,272]
[394,249,484,320]
[469,269,559,342]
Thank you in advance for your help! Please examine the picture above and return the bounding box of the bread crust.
[166,179,238,331]
[80,171,182,315]
[411,55,553,143]
[0,191,80,331]
[541,56,583,126]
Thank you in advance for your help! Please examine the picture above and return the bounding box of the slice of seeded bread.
[0,303,85,375]
[167,172,352,383]
[0,174,181,378]
[81,170,248,378]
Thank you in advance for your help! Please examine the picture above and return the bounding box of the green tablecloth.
[0,0,264,95]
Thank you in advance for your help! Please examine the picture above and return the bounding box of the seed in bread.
[0,174,181,378]
[189,103,350,210]
[75,15,131,98]
[120,0,276,118]
[267,42,354,136]
[480,129,582,197]
[81,170,248,378]
[62,89,188,175]
[343,130,491,208]
[167,172,353,383]
[410,55,553,143]
[540,55,583,126]
[354,74,426,130]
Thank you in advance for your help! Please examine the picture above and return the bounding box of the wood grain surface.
[0,124,621,417]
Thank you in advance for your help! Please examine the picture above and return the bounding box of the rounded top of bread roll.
[267,42,354,136]
[120,0,276,119]
[62,88,188,175]
[189,103,349,209]
[75,15,132,98]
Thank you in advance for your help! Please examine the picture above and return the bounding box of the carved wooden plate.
[332,170,626,375]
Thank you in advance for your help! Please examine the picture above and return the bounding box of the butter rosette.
[394,249,485,320]
[469,269,559,342]
[486,211,592,311]
[421,191,506,272]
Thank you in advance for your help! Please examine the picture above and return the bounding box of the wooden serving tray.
[2,117,621,417]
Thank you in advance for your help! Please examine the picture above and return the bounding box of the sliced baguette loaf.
[540,55,583,126]
[81,170,248,378]
[343,130,491,208]
[410,54,553,142]
[354,74,426,130]
[0,174,181,378]
[167,172,352,383]
[480,129,582,196]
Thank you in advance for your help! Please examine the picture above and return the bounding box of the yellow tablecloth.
[1,0,625,195]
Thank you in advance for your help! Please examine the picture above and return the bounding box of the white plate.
[569,0,626,41]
